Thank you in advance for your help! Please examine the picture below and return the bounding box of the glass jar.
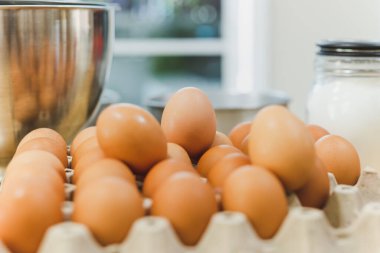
[307,40,380,171]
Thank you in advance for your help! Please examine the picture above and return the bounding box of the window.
[89,0,267,105]
[114,0,221,39]
[107,0,222,106]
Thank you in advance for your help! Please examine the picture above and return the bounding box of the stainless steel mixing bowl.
[0,1,114,165]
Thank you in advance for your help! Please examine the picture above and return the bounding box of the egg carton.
[1,166,380,253]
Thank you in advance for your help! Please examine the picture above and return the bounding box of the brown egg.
[151,172,217,245]
[211,131,233,147]
[249,105,315,191]
[197,145,241,177]
[76,159,136,190]
[15,137,68,168]
[72,178,144,246]
[167,142,192,165]
[296,157,330,208]
[17,128,67,153]
[307,124,330,142]
[315,134,360,185]
[71,137,100,169]
[223,165,288,239]
[72,148,106,172]
[97,103,167,174]
[72,149,107,183]
[161,87,216,160]
[2,166,66,202]
[0,182,63,253]
[6,150,65,181]
[4,151,66,201]
[240,135,249,155]
[208,153,250,189]
[70,126,97,156]
[143,158,197,198]
[228,121,251,150]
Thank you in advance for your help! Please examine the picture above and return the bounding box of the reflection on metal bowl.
[0,1,114,165]
[145,89,290,134]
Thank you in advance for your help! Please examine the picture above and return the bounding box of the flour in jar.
[307,77,380,171]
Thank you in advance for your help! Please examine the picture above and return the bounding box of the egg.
[315,134,360,185]
[0,181,63,253]
[197,145,241,177]
[295,157,330,208]
[1,150,66,201]
[211,131,233,147]
[143,158,197,198]
[97,103,167,174]
[240,135,249,155]
[72,149,107,183]
[249,105,315,191]
[161,87,216,160]
[71,137,100,169]
[167,142,192,165]
[72,177,144,246]
[307,124,329,142]
[222,165,288,239]
[6,150,65,181]
[151,171,217,245]
[15,137,68,168]
[76,159,136,190]
[208,153,250,189]
[17,128,67,153]
[70,126,97,156]
[228,121,251,150]
[1,167,65,202]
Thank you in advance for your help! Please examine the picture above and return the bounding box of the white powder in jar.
[307,77,380,171]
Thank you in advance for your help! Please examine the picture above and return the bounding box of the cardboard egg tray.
[1,162,380,253]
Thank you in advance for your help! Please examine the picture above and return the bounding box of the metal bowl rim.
[0,1,116,10]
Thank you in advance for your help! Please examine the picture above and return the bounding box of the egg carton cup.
[1,167,380,253]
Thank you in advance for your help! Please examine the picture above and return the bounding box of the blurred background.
[86,0,380,119]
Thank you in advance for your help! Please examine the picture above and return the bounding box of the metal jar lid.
[317,40,380,57]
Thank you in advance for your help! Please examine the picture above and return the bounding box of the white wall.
[268,0,380,119]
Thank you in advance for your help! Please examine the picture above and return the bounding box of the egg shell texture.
[296,157,330,209]
[17,128,67,153]
[6,150,66,181]
[96,103,167,174]
[197,145,241,177]
[208,152,250,189]
[167,143,192,165]
[161,87,216,160]
[315,134,360,185]
[16,137,68,168]
[222,165,288,239]
[75,158,136,190]
[249,105,315,191]
[151,172,218,246]
[143,158,197,198]
[70,126,97,156]
[72,177,144,246]
[211,131,233,147]
[0,181,63,253]
[307,124,330,142]
[228,121,251,150]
